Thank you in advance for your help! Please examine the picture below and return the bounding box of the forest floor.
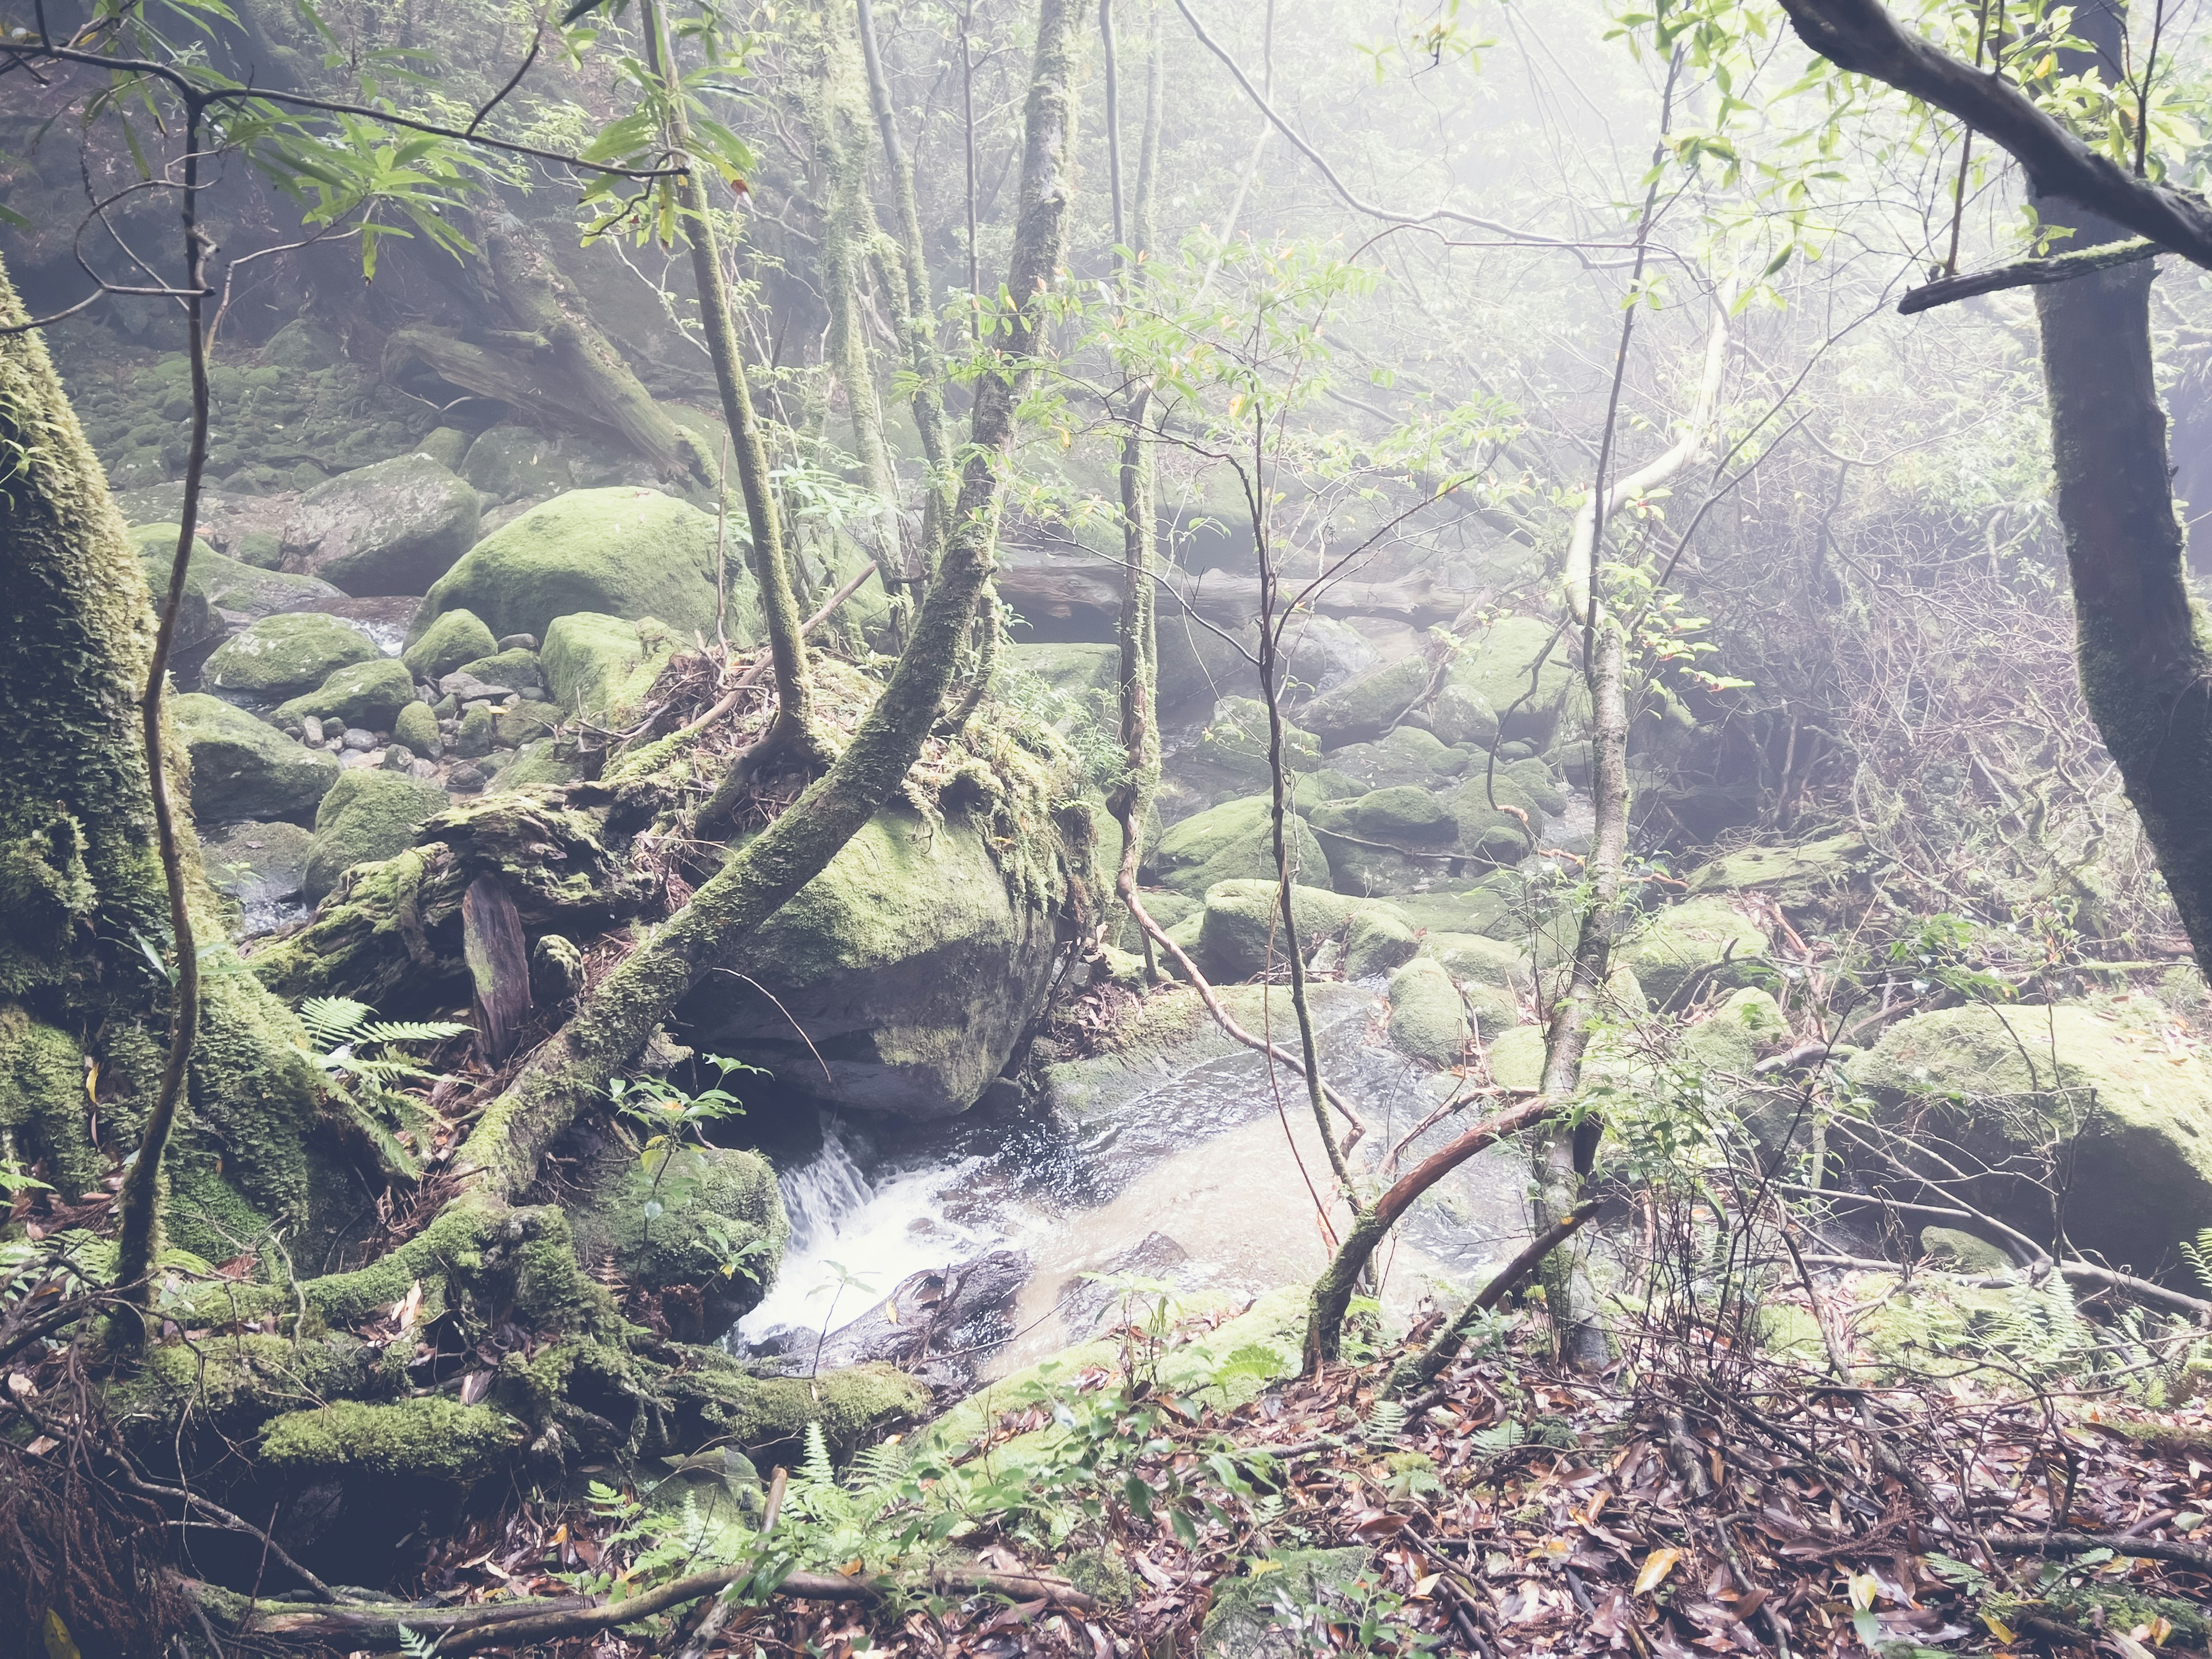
[346,1294,2212,1659]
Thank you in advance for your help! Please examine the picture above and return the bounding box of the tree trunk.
[454,0,1090,1203]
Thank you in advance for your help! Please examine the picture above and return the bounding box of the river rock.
[410,486,755,647]
[273,656,417,732]
[1685,833,1870,912]
[302,770,448,900]
[463,426,575,503]
[1387,959,1471,1066]
[128,527,346,623]
[1616,895,1767,1009]
[1195,880,1407,980]
[200,819,316,915]
[676,808,1063,1118]
[452,703,497,758]
[1446,613,1575,743]
[173,693,340,822]
[1321,725,1467,793]
[402,608,498,681]
[1002,641,1119,700]
[1843,1002,2212,1277]
[446,647,541,696]
[567,1142,786,1340]
[1147,794,1328,897]
[1191,697,1321,782]
[392,702,440,756]
[1299,654,1433,749]
[202,611,380,700]
[282,453,482,596]
[777,1249,1032,1390]
[543,611,676,724]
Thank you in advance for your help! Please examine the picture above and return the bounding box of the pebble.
[342,727,377,751]
[299,715,324,744]
[496,632,538,652]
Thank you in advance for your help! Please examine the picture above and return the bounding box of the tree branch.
[1899,236,2158,314]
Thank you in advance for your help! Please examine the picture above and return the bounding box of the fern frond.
[847,1436,910,1494]
[1361,1399,1409,1446]
[300,996,373,1047]
[801,1421,835,1488]
[359,1019,472,1046]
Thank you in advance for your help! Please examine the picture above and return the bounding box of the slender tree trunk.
[641,0,812,750]
[456,0,1090,1201]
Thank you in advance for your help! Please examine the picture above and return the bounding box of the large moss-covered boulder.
[411,487,753,647]
[202,819,316,918]
[133,524,344,621]
[173,692,339,821]
[130,527,221,653]
[1616,896,1767,1009]
[1321,725,1467,793]
[1446,613,1575,741]
[1195,880,1405,979]
[1309,784,1465,896]
[1843,1002,2212,1275]
[274,656,418,731]
[1192,696,1322,782]
[463,426,576,502]
[1149,794,1328,897]
[304,770,448,900]
[569,1145,787,1338]
[543,611,675,724]
[282,452,482,595]
[1002,640,1119,698]
[1388,957,1470,1067]
[402,608,498,681]
[1686,834,1870,911]
[203,611,379,699]
[675,808,1063,1118]
[1299,654,1431,749]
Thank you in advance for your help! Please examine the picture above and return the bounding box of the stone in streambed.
[203,611,380,700]
[201,819,316,913]
[173,692,340,823]
[543,611,675,725]
[281,452,481,596]
[1146,794,1327,898]
[402,608,498,681]
[1387,957,1471,1067]
[302,769,448,901]
[273,657,417,732]
[1300,654,1433,749]
[1616,895,1768,1009]
[392,701,441,757]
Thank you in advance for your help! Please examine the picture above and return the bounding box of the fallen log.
[995,542,1465,627]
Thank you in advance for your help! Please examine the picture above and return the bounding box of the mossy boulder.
[675,808,1064,1118]
[304,770,447,900]
[543,611,676,724]
[1429,677,1499,748]
[1446,613,1575,742]
[1922,1225,2015,1272]
[173,692,340,821]
[203,611,379,699]
[1842,1002,2212,1275]
[1195,880,1405,979]
[1002,640,1119,698]
[1617,896,1767,1009]
[130,527,221,653]
[202,819,316,916]
[569,1145,787,1336]
[498,740,580,789]
[282,452,482,595]
[273,656,418,731]
[402,607,498,681]
[1149,794,1328,897]
[1686,834,1869,911]
[1300,654,1432,748]
[392,700,440,756]
[1388,958,1470,1067]
[463,426,576,502]
[1343,906,1420,979]
[264,318,342,370]
[1192,696,1323,781]
[260,1397,519,1482]
[131,525,344,622]
[1322,725,1467,793]
[411,486,754,647]
[450,647,543,698]
[1487,1022,1547,1091]
[454,702,498,757]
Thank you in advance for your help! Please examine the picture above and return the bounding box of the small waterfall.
[776,1118,874,1253]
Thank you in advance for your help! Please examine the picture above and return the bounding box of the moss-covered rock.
[304,770,448,900]
[543,611,675,724]
[453,701,498,757]
[411,486,754,647]
[281,452,482,596]
[173,692,340,821]
[1149,794,1327,897]
[1487,1022,1547,1090]
[452,646,543,694]
[498,740,578,789]
[1192,696,1323,781]
[569,1145,787,1334]
[1343,906,1420,979]
[202,819,316,915]
[1299,654,1431,749]
[132,524,345,622]
[128,526,221,653]
[392,700,441,756]
[463,426,576,502]
[1617,896,1767,1009]
[0,1003,104,1195]
[203,611,379,699]
[273,656,418,731]
[668,1352,930,1456]
[401,607,498,681]
[1685,834,1869,911]
[1002,640,1119,698]
[1843,1002,2212,1274]
[1446,613,1574,742]
[1388,958,1470,1067]
[1921,1225,2014,1272]
[1429,677,1499,748]
[675,808,1065,1118]
[260,1397,520,1481]
[1321,725,1468,793]
[1195,880,1404,979]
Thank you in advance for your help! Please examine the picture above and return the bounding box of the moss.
[260,1396,520,1480]
[1195,879,1404,980]
[113,1332,384,1442]
[1192,696,1322,781]
[1449,613,1574,743]
[245,844,468,1008]
[1487,1024,1547,1092]
[132,526,341,622]
[568,1145,787,1316]
[304,771,448,900]
[286,452,480,596]
[453,702,498,757]
[541,611,675,726]
[410,486,754,647]
[1921,1226,2014,1272]
[1843,1002,2212,1273]
[1387,959,1470,1067]
[1617,896,1768,1009]
[1150,794,1328,897]
[172,692,340,822]
[0,1003,105,1196]
[1001,641,1119,698]
[1301,655,1431,748]
[669,1351,929,1453]
[392,701,441,755]
[402,608,497,681]
[454,647,544,691]
[498,739,579,788]
[495,700,560,746]
[1685,834,1869,910]
[203,612,378,699]
[272,657,418,732]
[1343,907,1420,979]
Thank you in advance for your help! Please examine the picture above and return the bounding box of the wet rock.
[402,608,498,681]
[302,770,449,900]
[203,611,379,702]
[298,715,324,745]
[677,808,1065,1118]
[542,612,677,724]
[497,739,578,789]
[415,426,472,471]
[381,743,414,771]
[340,727,377,752]
[131,522,347,624]
[462,426,575,502]
[447,647,541,696]
[410,486,753,647]
[1428,677,1499,748]
[1844,1002,2212,1277]
[1195,880,1406,980]
[1387,959,1472,1067]
[1191,696,1321,782]
[1147,794,1328,898]
[1321,725,1467,793]
[282,452,482,596]
[172,692,340,823]
[272,656,416,732]
[1343,907,1420,979]
[781,1249,1032,1389]
[200,820,316,915]
[567,1143,785,1342]
[1277,611,1380,700]
[1445,613,1576,743]
[446,762,486,792]
[1300,654,1433,749]
[495,632,537,652]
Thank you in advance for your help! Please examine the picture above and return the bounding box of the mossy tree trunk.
[454,0,1089,1203]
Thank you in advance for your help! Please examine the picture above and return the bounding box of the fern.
[1470,1419,1528,1454]
[300,996,468,1181]
[2181,1229,2212,1297]
[847,1435,910,1495]
[1361,1399,1410,1446]
[800,1421,836,1490]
